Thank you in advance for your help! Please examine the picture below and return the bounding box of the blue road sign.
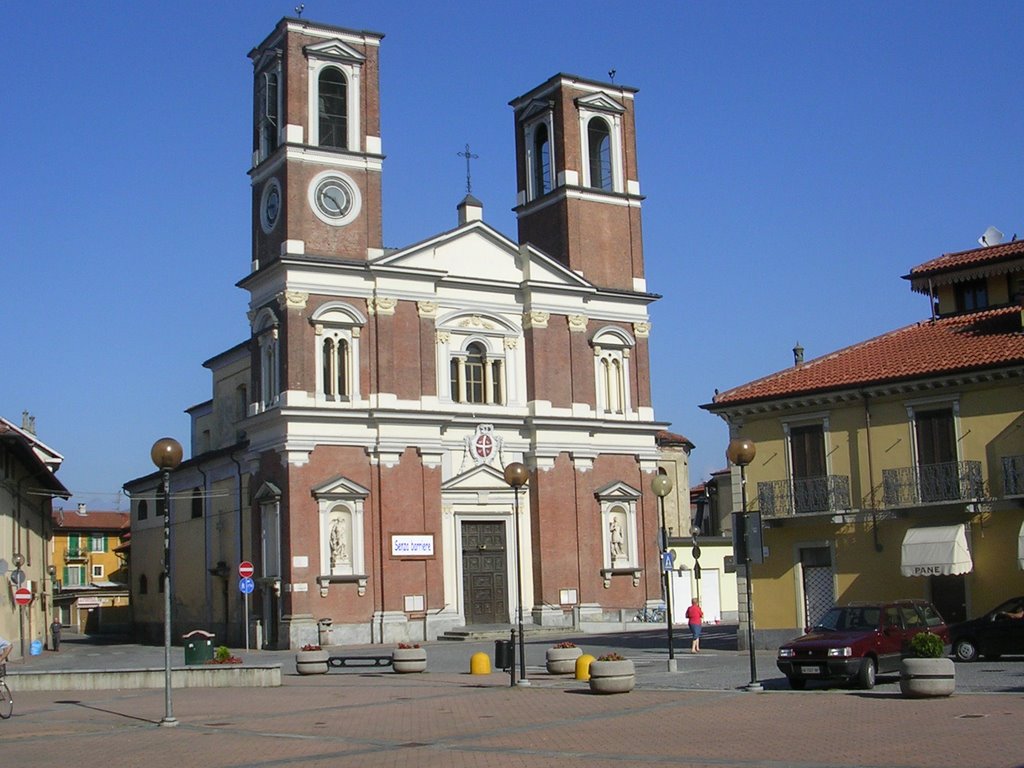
[239,576,255,594]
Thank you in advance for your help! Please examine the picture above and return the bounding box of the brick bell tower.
[510,74,645,293]
[248,17,384,270]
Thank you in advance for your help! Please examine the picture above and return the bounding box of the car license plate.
[799,665,821,675]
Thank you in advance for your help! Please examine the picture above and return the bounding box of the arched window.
[137,499,148,521]
[449,341,505,405]
[465,343,485,404]
[592,327,634,416]
[257,68,280,161]
[191,488,203,519]
[322,338,350,398]
[312,303,364,404]
[587,117,612,191]
[319,68,347,149]
[139,574,148,595]
[533,123,551,196]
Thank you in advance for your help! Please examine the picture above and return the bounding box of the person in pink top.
[684,598,704,653]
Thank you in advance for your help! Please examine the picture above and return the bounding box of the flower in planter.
[208,645,243,664]
[301,644,322,652]
[397,642,421,649]
[552,641,577,649]
[596,652,625,662]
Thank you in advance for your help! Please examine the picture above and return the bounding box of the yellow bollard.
[470,651,492,675]
[575,653,595,681]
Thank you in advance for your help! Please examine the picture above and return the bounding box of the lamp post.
[151,437,183,726]
[690,525,702,604]
[726,437,761,692]
[503,461,529,687]
[650,474,676,672]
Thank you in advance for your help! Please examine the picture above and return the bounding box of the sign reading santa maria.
[391,534,435,558]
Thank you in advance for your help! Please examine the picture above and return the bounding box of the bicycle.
[634,604,666,623]
[0,646,12,719]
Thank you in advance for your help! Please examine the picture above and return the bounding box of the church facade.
[126,16,673,649]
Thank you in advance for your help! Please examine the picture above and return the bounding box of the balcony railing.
[757,475,851,518]
[881,461,983,507]
[65,548,87,561]
[1003,455,1024,496]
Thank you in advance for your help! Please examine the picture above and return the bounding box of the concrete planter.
[546,646,583,675]
[899,657,955,698]
[295,650,329,675]
[392,647,427,673]
[588,659,635,694]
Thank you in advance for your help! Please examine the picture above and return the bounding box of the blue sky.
[4,1,1022,510]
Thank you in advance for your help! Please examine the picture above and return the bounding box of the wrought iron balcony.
[1003,455,1024,496]
[881,461,983,507]
[65,548,87,561]
[757,475,851,518]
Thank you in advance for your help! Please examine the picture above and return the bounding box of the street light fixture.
[151,436,183,726]
[503,461,530,687]
[726,437,761,692]
[650,473,676,672]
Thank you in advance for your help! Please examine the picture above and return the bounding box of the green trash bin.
[182,630,215,665]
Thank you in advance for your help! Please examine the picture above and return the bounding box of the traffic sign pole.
[238,562,254,650]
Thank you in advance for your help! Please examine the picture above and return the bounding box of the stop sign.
[238,561,254,578]
[14,587,31,606]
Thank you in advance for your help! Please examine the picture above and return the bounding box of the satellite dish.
[979,226,1005,247]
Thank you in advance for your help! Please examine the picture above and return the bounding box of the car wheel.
[787,676,806,690]
[954,638,978,662]
[857,657,876,689]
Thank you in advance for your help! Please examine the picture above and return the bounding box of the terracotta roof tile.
[707,306,1024,407]
[907,239,1024,279]
[52,510,130,531]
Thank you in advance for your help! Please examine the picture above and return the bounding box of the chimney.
[793,342,804,366]
[21,410,36,434]
[457,194,483,226]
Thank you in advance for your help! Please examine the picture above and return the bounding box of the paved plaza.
[3,629,1023,767]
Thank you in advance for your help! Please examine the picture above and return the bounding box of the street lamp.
[151,436,183,726]
[12,552,25,659]
[690,525,702,604]
[726,437,761,692]
[503,461,529,687]
[650,473,676,672]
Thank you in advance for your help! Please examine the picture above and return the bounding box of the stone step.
[438,625,571,642]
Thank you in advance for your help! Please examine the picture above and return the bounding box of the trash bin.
[30,639,43,656]
[494,639,513,671]
[317,617,333,647]
[182,630,215,665]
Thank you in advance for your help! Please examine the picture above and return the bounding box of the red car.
[776,600,949,689]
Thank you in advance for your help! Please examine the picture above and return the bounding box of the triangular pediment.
[518,97,554,122]
[593,480,641,501]
[304,39,366,64]
[575,91,625,115]
[441,464,509,493]
[311,475,370,499]
[373,221,594,291]
[254,481,282,502]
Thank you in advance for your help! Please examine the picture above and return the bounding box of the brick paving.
[3,665,1023,768]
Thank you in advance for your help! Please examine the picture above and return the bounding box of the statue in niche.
[329,517,348,571]
[609,516,625,562]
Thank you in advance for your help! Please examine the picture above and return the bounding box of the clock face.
[308,171,361,227]
[314,176,353,219]
[260,178,281,233]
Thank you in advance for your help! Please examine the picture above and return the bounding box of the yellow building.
[51,509,130,634]
[704,236,1024,648]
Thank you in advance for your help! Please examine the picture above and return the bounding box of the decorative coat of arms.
[465,424,503,467]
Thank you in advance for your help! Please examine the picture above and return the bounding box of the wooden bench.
[327,655,393,669]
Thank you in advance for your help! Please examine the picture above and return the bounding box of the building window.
[318,67,348,149]
[137,499,148,521]
[790,423,827,514]
[191,488,203,519]
[532,122,552,197]
[139,574,148,595]
[312,303,365,404]
[591,327,634,416]
[256,66,281,162]
[64,566,84,587]
[253,309,280,411]
[587,117,613,191]
[955,279,988,313]
[236,384,248,421]
[89,534,106,553]
[91,564,104,579]
[450,341,505,405]
[914,406,959,502]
